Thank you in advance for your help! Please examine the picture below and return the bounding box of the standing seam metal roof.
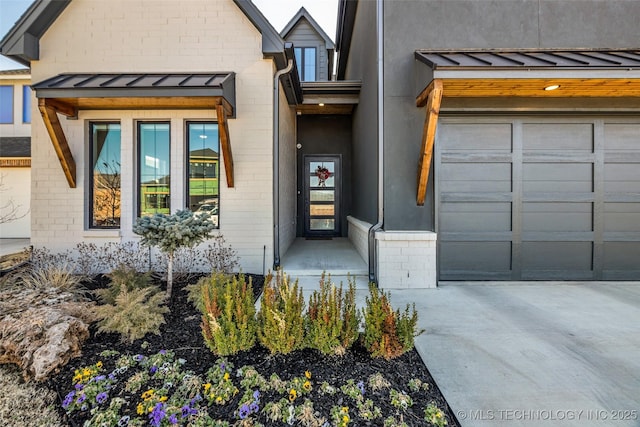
[33,73,233,90]
[415,50,640,69]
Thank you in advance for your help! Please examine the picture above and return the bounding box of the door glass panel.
[310,219,335,230]
[310,161,335,173]
[310,204,335,216]
[310,190,334,202]
[310,175,334,188]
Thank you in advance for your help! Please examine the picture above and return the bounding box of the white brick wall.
[347,215,370,265]
[29,0,276,273]
[278,84,297,257]
[375,231,437,289]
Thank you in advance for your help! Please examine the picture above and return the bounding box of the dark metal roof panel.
[0,137,31,157]
[34,73,234,90]
[415,50,640,69]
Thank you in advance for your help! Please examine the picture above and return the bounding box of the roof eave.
[281,7,335,50]
[0,0,71,65]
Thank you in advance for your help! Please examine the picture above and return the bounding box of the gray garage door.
[437,117,640,280]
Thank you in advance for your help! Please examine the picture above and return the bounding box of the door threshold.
[305,237,333,240]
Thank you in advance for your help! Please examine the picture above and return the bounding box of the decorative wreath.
[315,165,331,181]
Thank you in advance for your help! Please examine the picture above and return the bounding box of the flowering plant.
[315,165,331,186]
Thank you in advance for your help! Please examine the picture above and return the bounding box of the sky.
[0,0,339,71]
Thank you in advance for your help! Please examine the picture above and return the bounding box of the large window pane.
[90,123,121,228]
[294,47,317,81]
[139,123,170,216]
[0,86,13,123]
[22,86,31,123]
[187,122,219,228]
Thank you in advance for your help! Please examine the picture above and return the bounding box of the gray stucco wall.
[296,114,352,237]
[380,0,640,231]
[284,19,330,81]
[343,0,378,225]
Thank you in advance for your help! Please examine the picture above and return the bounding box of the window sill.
[83,229,121,238]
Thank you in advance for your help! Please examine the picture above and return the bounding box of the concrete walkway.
[391,283,640,426]
[0,238,30,256]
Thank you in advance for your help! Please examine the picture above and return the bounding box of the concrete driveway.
[391,283,640,427]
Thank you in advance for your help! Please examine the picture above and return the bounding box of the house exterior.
[336,0,640,284]
[0,68,31,238]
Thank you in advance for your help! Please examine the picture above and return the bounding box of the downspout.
[368,0,384,283]
[273,58,294,269]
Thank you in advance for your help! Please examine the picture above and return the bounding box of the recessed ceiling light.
[544,84,560,91]
[318,103,325,107]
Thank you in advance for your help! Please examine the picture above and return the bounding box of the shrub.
[362,284,420,359]
[306,274,360,355]
[133,209,216,296]
[257,271,305,354]
[202,235,239,274]
[95,272,168,343]
[19,262,86,297]
[198,272,257,356]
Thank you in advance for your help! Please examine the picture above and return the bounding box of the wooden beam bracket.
[416,79,443,206]
[216,104,234,188]
[38,98,77,188]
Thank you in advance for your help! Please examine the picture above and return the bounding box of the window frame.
[137,121,171,217]
[88,121,122,229]
[185,121,220,229]
[0,85,14,124]
[294,46,317,82]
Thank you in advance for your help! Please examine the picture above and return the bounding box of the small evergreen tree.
[133,209,215,297]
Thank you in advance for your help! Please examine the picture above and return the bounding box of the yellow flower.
[289,389,297,402]
[203,383,211,391]
[305,370,311,379]
[159,396,168,402]
[136,404,144,415]
[82,368,91,377]
[96,361,103,369]
[341,407,348,413]
[141,389,155,401]
[223,372,230,381]
[215,396,223,404]
[436,412,443,418]
[72,374,82,383]
[148,406,153,413]
[303,380,311,391]
[343,415,349,422]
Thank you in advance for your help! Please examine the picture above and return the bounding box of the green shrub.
[95,283,168,343]
[362,284,420,359]
[198,272,257,355]
[95,265,153,304]
[257,271,305,354]
[306,274,360,355]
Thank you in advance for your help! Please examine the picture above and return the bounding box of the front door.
[304,155,340,237]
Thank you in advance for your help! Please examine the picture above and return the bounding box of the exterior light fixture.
[318,103,325,107]
[199,135,208,139]
[544,84,560,91]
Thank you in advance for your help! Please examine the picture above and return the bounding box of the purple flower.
[96,392,108,404]
[149,403,166,427]
[219,362,225,371]
[95,375,106,382]
[168,414,178,424]
[108,373,116,381]
[249,402,259,413]
[357,380,365,395]
[253,390,260,401]
[74,383,84,391]
[134,354,144,362]
[238,404,251,419]
[159,349,167,355]
[76,393,86,404]
[149,366,158,375]
[62,391,75,409]
[181,405,190,418]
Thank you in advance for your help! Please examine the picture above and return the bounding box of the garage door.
[437,117,640,280]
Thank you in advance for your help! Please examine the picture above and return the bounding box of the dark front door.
[304,155,340,237]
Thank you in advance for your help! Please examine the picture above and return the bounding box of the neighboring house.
[336,0,640,284]
[0,68,31,238]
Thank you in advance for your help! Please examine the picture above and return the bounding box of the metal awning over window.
[414,49,640,205]
[33,73,236,188]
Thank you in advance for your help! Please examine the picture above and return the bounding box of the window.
[22,86,31,123]
[0,86,13,123]
[187,122,219,227]
[138,122,170,216]
[294,47,317,81]
[90,123,121,228]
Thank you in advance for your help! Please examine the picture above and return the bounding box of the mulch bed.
[46,274,459,426]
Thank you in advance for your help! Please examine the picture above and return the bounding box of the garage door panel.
[438,123,512,151]
[522,202,593,232]
[604,164,640,192]
[523,163,592,192]
[522,242,592,271]
[440,202,511,232]
[604,124,640,150]
[440,163,511,192]
[523,123,593,152]
[603,242,640,271]
[604,203,640,232]
[440,242,511,272]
